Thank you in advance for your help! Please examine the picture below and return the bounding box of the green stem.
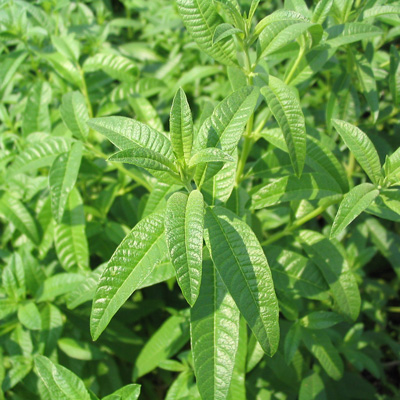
[86,143,152,192]
[260,198,341,246]
[285,44,305,85]
[78,66,93,119]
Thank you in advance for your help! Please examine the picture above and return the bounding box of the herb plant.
[1,0,400,399]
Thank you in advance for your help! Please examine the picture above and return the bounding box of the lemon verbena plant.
[1,0,400,399]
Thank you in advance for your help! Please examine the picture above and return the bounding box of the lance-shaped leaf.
[298,230,361,321]
[332,119,382,184]
[202,148,238,204]
[312,0,333,24]
[191,257,240,400]
[49,142,83,224]
[301,329,344,380]
[330,183,379,238]
[165,190,204,306]
[355,54,379,122]
[251,172,342,209]
[326,23,382,47]
[204,206,279,356]
[299,371,327,400]
[83,53,138,82]
[132,314,190,380]
[0,50,27,96]
[258,21,319,59]
[176,0,237,66]
[194,87,259,186]
[362,5,400,20]
[108,145,180,182]
[261,77,306,177]
[0,194,40,244]
[213,23,242,44]
[389,45,400,106]
[10,137,71,175]
[91,213,167,340]
[254,9,308,37]
[54,188,89,272]
[34,355,91,400]
[22,81,52,136]
[170,88,193,163]
[60,91,89,141]
[87,116,173,158]
[188,148,234,168]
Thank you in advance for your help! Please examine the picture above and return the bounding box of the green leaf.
[34,355,91,400]
[22,81,52,136]
[389,45,400,106]
[36,273,86,302]
[326,23,382,47]
[194,87,259,186]
[132,314,190,379]
[284,322,302,364]
[0,194,40,244]
[0,51,27,96]
[66,264,106,309]
[330,183,379,238]
[108,145,180,182]
[54,188,89,272]
[332,119,382,184]
[202,148,238,204]
[258,21,318,59]
[300,311,343,329]
[58,338,104,361]
[301,329,344,380]
[128,94,164,132]
[91,213,167,340]
[362,5,400,20]
[10,136,71,175]
[60,91,89,141]
[213,23,242,44]
[188,148,234,168]
[142,182,182,218]
[170,88,193,163]
[299,371,327,400]
[312,0,333,24]
[18,302,42,330]
[251,172,342,209]
[254,9,309,37]
[39,304,63,356]
[165,190,204,306]
[191,256,240,400]
[43,52,83,87]
[355,54,379,122]
[298,230,361,321]
[87,116,173,158]
[83,53,138,82]
[365,218,400,278]
[261,76,306,177]
[102,384,141,400]
[266,246,329,301]
[204,206,280,356]
[49,142,83,224]
[176,0,237,66]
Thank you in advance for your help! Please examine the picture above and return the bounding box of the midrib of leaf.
[269,266,325,290]
[212,97,251,150]
[268,87,299,168]
[193,0,232,62]
[92,227,164,339]
[209,209,272,352]
[55,151,75,218]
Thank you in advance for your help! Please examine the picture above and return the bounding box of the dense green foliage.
[1,0,400,399]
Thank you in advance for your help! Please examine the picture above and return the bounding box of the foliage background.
[0,0,400,399]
